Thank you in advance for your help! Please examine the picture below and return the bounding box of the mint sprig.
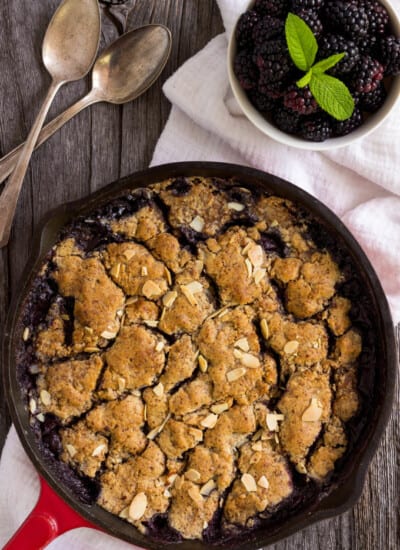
[285,13,354,121]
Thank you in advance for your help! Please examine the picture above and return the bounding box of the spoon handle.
[0,80,61,247]
[0,93,98,186]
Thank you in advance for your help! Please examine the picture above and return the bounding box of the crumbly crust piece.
[278,369,332,469]
[159,335,197,392]
[37,355,103,423]
[35,301,70,361]
[98,325,166,399]
[158,177,232,237]
[110,203,166,241]
[52,251,124,351]
[60,421,108,478]
[286,252,341,318]
[103,242,169,299]
[85,395,147,466]
[224,442,293,526]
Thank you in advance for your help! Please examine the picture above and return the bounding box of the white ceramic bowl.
[227,0,400,150]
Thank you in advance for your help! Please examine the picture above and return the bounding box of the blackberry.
[234,50,258,90]
[252,16,284,49]
[248,89,277,112]
[258,77,288,98]
[253,0,289,18]
[273,107,301,134]
[349,54,384,92]
[380,35,400,76]
[324,1,369,38]
[356,34,378,56]
[293,8,323,37]
[291,0,324,9]
[299,114,333,141]
[255,39,292,83]
[332,108,363,136]
[283,85,319,115]
[363,0,389,35]
[318,34,360,75]
[357,81,387,111]
[236,10,259,50]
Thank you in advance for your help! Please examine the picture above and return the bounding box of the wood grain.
[0,1,398,549]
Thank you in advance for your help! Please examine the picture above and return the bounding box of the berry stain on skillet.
[234,0,400,141]
[16,177,377,544]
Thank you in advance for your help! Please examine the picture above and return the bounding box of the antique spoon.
[0,0,101,248]
[0,25,172,186]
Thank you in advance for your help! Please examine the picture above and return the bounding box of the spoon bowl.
[92,24,172,104]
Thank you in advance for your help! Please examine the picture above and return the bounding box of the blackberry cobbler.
[17,176,374,543]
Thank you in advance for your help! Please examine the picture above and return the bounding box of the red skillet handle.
[4,476,100,549]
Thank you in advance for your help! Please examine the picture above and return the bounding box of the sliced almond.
[92,443,107,457]
[22,327,30,341]
[84,326,94,335]
[165,267,172,286]
[233,349,244,360]
[153,382,164,397]
[123,249,136,261]
[142,280,162,298]
[245,258,253,278]
[119,507,130,519]
[241,353,260,369]
[207,305,228,320]
[260,319,269,340]
[36,413,45,422]
[143,320,158,328]
[111,262,121,279]
[101,330,118,340]
[227,201,245,212]
[84,346,100,353]
[211,402,229,414]
[185,281,203,294]
[247,245,264,268]
[234,337,249,352]
[200,479,216,496]
[252,441,263,452]
[40,390,51,406]
[129,493,147,521]
[241,473,257,492]
[242,241,252,256]
[147,414,171,440]
[270,219,279,227]
[201,413,218,429]
[254,267,266,284]
[132,389,141,397]
[226,367,246,382]
[302,397,323,422]
[118,377,126,391]
[185,469,201,482]
[163,489,172,498]
[189,215,205,233]
[167,473,178,485]
[141,266,148,276]
[155,341,165,352]
[198,354,208,373]
[163,290,178,308]
[258,475,270,489]
[66,444,77,458]
[266,413,284,432]
[126,296,138,305]
[283,340,299,355]
[29,398,37,414]
[188,486,204,506]
[180,285,197,307]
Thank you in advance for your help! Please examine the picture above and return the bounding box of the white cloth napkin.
[1,0,400,547]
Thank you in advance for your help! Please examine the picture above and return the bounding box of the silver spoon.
[0,25,172,186]
[0,0,101,248]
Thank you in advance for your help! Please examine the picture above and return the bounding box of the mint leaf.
[297,69,312,88]
[309,72,354,120]
[312,53,346,74]
[285,13,318,72]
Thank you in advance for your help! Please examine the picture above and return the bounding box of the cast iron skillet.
[2,162,397,549]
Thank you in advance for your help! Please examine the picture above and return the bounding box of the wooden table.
[0,1,398,549]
